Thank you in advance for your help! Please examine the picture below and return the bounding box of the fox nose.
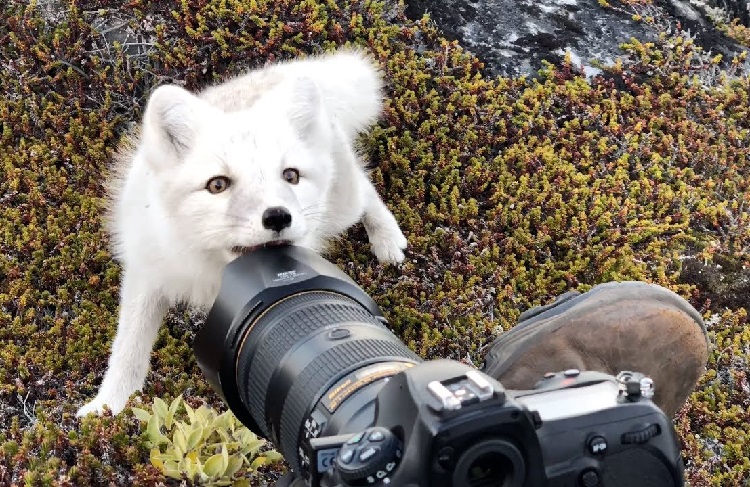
[262,206,292,232]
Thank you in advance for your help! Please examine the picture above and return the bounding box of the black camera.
[194,245,685,487]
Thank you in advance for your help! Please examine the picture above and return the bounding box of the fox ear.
[288,77,326,139]
[142,84,209,166]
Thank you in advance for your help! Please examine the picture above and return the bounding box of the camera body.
[296,363,683,487]
[194,245,685,487]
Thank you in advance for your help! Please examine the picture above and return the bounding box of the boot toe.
[482,281,709,417]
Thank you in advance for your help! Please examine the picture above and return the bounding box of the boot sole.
[481,281,707,378]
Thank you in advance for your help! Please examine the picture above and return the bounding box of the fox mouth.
[231,240,292,254]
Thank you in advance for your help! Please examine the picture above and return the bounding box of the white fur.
[76,49,407,417]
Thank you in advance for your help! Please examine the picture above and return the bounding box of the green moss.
[1,0,749,485]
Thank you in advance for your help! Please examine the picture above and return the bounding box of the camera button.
[359,446,380,462]
[564,368,581,378]
[338,447,355,465]
[368,430,385,442]
[347,432,365,445]
[530,410,543,429]
[587,435,608,455]
[328,328,351,340]
[579,469,601,487]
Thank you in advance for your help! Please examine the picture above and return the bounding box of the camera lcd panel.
[516,381,621,422]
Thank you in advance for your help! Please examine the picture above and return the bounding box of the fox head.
[138,77,335,264]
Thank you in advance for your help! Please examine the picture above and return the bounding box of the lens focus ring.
[236,292,384,438]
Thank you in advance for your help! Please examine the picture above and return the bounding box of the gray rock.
[404,0,750,78]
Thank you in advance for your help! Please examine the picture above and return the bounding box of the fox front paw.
[76,394,126,417]
[369,229,408,264]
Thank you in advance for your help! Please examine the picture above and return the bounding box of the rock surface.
[404,0,750,77]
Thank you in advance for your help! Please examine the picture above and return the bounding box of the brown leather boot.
[481,281,709,417]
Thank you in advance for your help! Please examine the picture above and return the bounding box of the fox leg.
[360,181,408,264]
[76,270,168,416]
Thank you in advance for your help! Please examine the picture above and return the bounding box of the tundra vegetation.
[0,0,749,485]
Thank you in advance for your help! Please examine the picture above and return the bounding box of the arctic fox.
[76,49,408,417]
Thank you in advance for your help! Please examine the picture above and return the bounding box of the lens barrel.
[236,289,420,471]
[194,245,420,475]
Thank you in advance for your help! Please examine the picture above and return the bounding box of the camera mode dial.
[336,427,402,485]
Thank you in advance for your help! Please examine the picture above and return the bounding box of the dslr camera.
[194,245,685,487]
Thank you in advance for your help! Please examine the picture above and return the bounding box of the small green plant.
[131,396,283,485]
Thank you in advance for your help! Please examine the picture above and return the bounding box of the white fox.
[76,49,407,417]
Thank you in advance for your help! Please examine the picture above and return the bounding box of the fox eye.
[283,168,300,185]
[206,176,231,194]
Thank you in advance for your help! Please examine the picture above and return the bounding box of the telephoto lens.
[193,245,422,477]
[195,245,687,487]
